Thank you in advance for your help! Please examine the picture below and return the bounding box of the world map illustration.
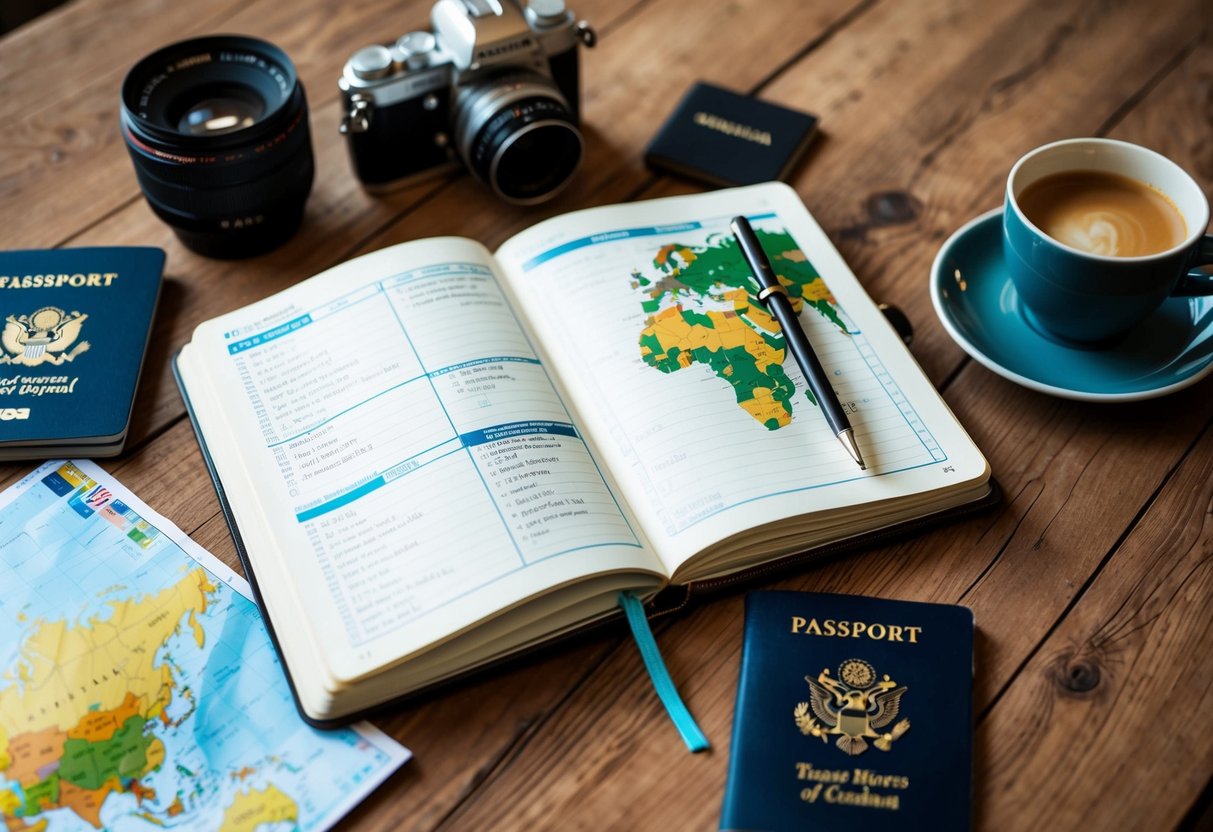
[0,462,404,832]
[635,227,850,430]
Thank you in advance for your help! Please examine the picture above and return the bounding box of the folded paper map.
[0,460,408,831]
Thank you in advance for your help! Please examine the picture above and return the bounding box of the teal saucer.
[931,208,1213,401]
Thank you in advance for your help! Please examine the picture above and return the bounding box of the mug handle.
[1175,235,1213,296]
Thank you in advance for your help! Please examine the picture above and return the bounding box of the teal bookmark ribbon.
[618,592,710,753]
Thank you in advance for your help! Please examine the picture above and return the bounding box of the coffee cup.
[1003,138,1213,345]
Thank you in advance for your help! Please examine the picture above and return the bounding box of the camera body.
[339,0,595,203]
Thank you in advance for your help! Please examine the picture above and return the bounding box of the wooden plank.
[327,0,880,256]
[0,0,870,489]
[636,0,1208,387]
[973,36,1213,829]
[952,19,1213,700]
[0,0,247,122]
[947,376,1213,700]
[977,420,1213,828]
[429,379,1213,831]
[0,1,880,828]
[0,0,441,252]
[433,0,1213,827]
[1,0,1207,828]
[0,0,651,489]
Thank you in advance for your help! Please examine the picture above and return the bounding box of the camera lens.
[176,86,265,136]
[454,73,584,205]
[120,36,314,258]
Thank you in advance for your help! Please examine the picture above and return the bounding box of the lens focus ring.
[120,36,314,258]
[473,98,582,204]
[128,142,314,218]
[454,73,584,205]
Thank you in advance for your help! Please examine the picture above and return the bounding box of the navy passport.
[721,591,973,832]
[0,247,164,458]
[645,83,818,187]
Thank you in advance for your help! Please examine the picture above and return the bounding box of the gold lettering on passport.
[790,616,922,643]
[793,659,910,756]
[692,111,773,146]
[0,272,118,289]
[796,763,909,811]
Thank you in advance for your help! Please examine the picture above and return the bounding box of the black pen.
[730,216,866,470]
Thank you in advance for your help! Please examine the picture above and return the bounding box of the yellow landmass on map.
[220,784,298,832]
[739,387,791,425]
[654,244,697,269]
[187,610,205,649]
[721,288,783,333]
[0,568,215,737]
[641,306,786,374]
[0,569,217,829]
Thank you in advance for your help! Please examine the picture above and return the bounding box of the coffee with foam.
[1018,170,1186,257]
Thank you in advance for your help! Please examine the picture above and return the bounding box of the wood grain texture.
[413,1,1213,828]
[1,0,1211,828]
[0,0,867,491]
[978,422,1213,829]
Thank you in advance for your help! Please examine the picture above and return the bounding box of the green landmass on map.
[635,228,849,429]
[0,569,214,829]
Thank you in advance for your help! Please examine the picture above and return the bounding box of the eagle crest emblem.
[793,659,910,756]
[1,307,89,366]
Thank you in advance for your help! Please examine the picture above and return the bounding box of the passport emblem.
[794,659,911,756]
[1,307,90,366]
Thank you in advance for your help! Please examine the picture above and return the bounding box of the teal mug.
[1003,138,1213,345]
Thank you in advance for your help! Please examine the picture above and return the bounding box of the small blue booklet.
[0,247,164,459]
[721,591,974,831]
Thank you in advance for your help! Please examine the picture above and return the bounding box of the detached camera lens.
[455,73,584,205]
[175,86,265,136]
[120,36,314,258]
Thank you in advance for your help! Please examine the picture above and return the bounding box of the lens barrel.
[121,36,314,258]
[454,73,583,206]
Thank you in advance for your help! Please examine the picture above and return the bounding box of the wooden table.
[3,0,1212,828]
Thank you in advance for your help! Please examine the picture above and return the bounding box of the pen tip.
[838,429,866,470]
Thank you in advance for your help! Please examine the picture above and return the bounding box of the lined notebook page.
[496,184,987,572]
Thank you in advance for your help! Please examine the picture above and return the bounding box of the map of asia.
[0,461,408,832]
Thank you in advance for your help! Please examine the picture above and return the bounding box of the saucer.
[930,208,1213,401]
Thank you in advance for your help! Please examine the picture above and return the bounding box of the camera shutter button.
[349,45,394,80]
[396,32,437,69]
[525,0,567,26]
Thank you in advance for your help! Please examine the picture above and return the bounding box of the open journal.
[175,183,992,724]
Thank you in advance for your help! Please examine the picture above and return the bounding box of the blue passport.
[721,591,974,831]
[0,247,164,459]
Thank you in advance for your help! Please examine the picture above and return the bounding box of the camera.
[339,0,595,205]
[121,36,314,258]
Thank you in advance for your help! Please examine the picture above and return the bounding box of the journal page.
[178,238,662,695]
[495,183,989,575]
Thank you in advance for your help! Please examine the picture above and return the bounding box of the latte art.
[1018,170,1186,257]
[1054,211,1146,257]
